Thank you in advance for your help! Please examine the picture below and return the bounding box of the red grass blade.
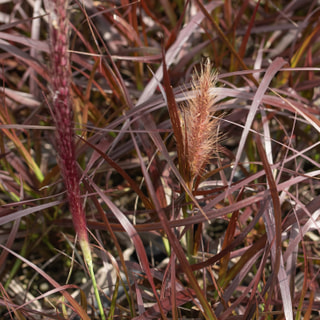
[256,134,293,320]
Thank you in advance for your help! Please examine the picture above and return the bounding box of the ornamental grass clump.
[47,0,105,318]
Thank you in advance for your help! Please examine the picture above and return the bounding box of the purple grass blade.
[229,57,288,185]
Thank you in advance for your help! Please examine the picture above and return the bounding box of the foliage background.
[0,0,320,319]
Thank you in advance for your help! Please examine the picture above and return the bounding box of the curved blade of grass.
[88,179,167,319]
[0,200,61,226]
[256,134,293,320]
[229,57,288,184]
[0,244,91,320]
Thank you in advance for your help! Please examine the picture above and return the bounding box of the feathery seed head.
[180,59,221,182]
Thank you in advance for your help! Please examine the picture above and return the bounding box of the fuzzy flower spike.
[178,60,222,260]
[181,59,221,186]
[48,0,90,253]
[47,0,105,318]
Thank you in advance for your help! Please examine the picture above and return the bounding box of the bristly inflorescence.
[180,59,222,184]
[47,2,106,317]
[47,0,89,249]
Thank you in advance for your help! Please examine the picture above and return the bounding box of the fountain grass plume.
[179,59,222,258]
[47,0,105,318]
[180,59,221,187]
